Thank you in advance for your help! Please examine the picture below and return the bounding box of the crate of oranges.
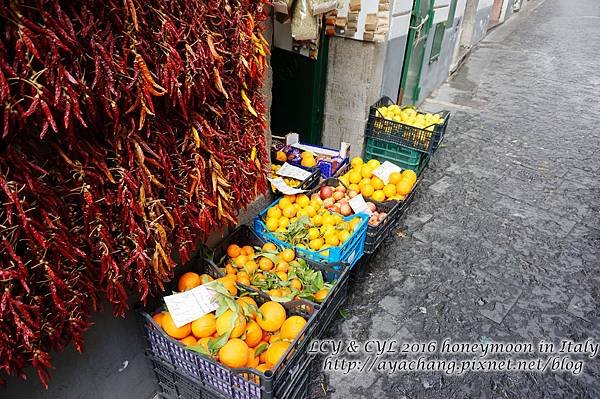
[137,263,322,399]
[253,194,369,268]
[203,225,350,316]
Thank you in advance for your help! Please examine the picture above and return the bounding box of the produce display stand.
[139,98,449,399]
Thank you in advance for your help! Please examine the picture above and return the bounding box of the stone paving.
[310,0,600,397]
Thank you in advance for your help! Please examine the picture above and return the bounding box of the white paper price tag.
[372,161,402,184]
[348,194,373,216]
[164,285,218,328]
[268,177,307,195]
[276,162,312,180]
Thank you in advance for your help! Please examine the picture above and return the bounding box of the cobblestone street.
[312,0,600,397]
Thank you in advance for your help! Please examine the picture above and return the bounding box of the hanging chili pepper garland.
[0,0,270,388]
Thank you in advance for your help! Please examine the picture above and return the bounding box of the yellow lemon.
[372,190,386,202]
[296,194,310,208]
[351,157,364,169]
[266,217,279,231]
[360,164,373,179]
[383,184,397,198]
[371,176,385,190]
[389,172,402,185]
[267,207,282,218]
[367,159,380,169]
[348,170,362,184]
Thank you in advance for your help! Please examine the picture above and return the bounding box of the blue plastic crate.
[252,198,368,268]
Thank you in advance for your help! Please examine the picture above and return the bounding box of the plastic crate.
[202,225,350,313]
[150,353,311,399]
[269,162,321,194]
[137,285,321,399]
[364,145,430,177]
[253,198,368,268]
[366,96,450,155]
[362,177,422,254]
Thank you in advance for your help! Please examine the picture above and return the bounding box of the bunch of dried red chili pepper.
[0,0,269,387]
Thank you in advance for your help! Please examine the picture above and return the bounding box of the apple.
[335,185,346,193]
[366,202,377,213]
[348,190,358,199]
[311,193,321,201]
[331,204,341,214]
[333,191,345,201]
[323,197,335,208]
[340,203,352,216]
[320,186,333,200]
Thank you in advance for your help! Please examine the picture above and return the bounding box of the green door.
[398,0,433,105]
[270,35,329,145]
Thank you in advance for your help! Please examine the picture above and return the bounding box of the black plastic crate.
[150,353,311,399]
[366,96,450,155]
[269,151,321,193]
[138,276,320,399]
[203,225,350,311]
[362,177,422,254]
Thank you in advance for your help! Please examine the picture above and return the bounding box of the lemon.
[350,157,364,169]
[366,159,380,170]
[372,190,386,202]
[296,194,310,208]
[360,164,373,179]
[267,207,282,218]
[308,227,320,240]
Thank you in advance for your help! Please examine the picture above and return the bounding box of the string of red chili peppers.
[0,0,269,387]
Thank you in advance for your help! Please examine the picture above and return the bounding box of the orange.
[233,255,249,267]
[371,176,385,190]
[199,274,214,284]
[383,184,397,198]
[262,242,277,252]
[237,274,251,286]
[309,198,323,210]
[348,170,361,184]
[325,234,340,246]
[278,248,295,262]
[296,194,310,208]
[162,312,192,339]
[367,159,380,169]
[275,260,289,272]
[219,338,248,368]
[304,205,317,218]
[283,194,296,203]
[178,272,202,292]
[400,169,417,186]
[276,271,288,281]
[322,214,336,226]
[309,238,324,251]
[372,190,386,202]
[278,217,290,229]
[226,244,241,259]
[237,296,258,319]
[278,198,293,210]
[152,312,165,328]
[290,278,302,291]
[338,230,351,243]
[280,316,307,340]
[258,257,274,271]
[350,157,364,169]
[246,347,260,368]
[282,206,296,219]
[179,336,197,346]
[265,341,290,367]
[256,301,287,332]
[241,245,255,256]
[219,278,238,296]
[244,260,258,275]
[280,287,292,297]
[313,288,329,303]
[268,288,283,298]
[256,363,270,373]
[389,171,402,185]
[265,217,279,232]
[267,206,282,219]
[360,164,373,178]
[268,333,282,344]
[396,179,413,196]
[259,349,268,363]
[216,309,247,338]
[225,263,237,275]
[244,320,263,347]
[311,214,323,226]
[192,313,217,338]
[360,184,374,198]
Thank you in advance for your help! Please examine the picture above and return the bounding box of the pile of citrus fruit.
[269,164,301,189]
[339,157,417,201]
[376,104,444,131]
[222,241,331,303]
[152,273,308,374]
[263,193,363,253]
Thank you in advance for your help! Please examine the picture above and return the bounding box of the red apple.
[333,191,345,201]
[320,186,333,200]
[323,197,335,208]
[340,203,352,216]
[348,190,358,199]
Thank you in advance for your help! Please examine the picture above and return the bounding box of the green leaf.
[261,252,281,265]
[254,342,269,356]
[208,332,230,354]
[339,309,350,318]
[187,344,213,357]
